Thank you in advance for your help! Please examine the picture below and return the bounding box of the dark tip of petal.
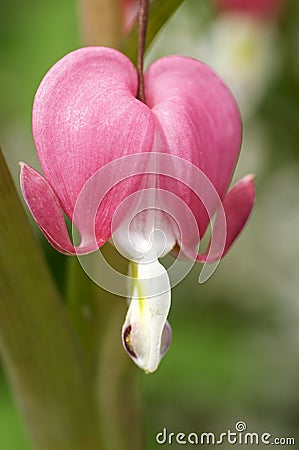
[160,321,172,357]
[123,325,137,359]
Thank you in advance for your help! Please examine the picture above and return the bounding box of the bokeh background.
[1,0,299,448]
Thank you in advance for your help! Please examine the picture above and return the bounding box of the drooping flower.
[20,47,255,373]
[197,14,281,118]
[212,0,284,20]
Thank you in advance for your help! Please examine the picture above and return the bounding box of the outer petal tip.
[243,173,255,181]
[219,173,256,256]
[228,174,256,209]
[20,164,77,255]
[236,173,256,187]
[193,174,255,263]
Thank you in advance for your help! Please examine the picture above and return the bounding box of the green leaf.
[121,0,186,63]
[0,149,100,450]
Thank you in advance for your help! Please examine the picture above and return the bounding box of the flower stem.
[137,0,149,103]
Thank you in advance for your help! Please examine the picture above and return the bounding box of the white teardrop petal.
[122,259,172,373]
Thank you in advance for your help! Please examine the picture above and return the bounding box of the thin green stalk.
[121,0,186,63]
[95,244,144,450]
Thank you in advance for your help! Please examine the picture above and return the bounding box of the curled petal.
[194,174,255,262]
[220,174,256,256]
[20,163,96,255]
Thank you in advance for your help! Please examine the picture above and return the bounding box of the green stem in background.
[0,149,101,450]
[78,0,122,47]
[137,0,150,103]
[65,257,99,370]
[96,245,143,450]
[66,244,144,450]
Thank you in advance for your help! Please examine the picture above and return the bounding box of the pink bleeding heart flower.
[212,0,284,20]
[20,47,255,373]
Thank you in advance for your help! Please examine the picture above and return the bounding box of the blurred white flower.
[197,13,281,118]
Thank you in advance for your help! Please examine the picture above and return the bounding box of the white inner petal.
[113,208,177,263]
[117,208,176,373]
[122,259,171,373]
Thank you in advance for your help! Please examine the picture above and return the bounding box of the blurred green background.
[1,0,299,448]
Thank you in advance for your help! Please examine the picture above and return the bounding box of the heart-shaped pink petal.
[145,55,242,237]
[33,47,155,243]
